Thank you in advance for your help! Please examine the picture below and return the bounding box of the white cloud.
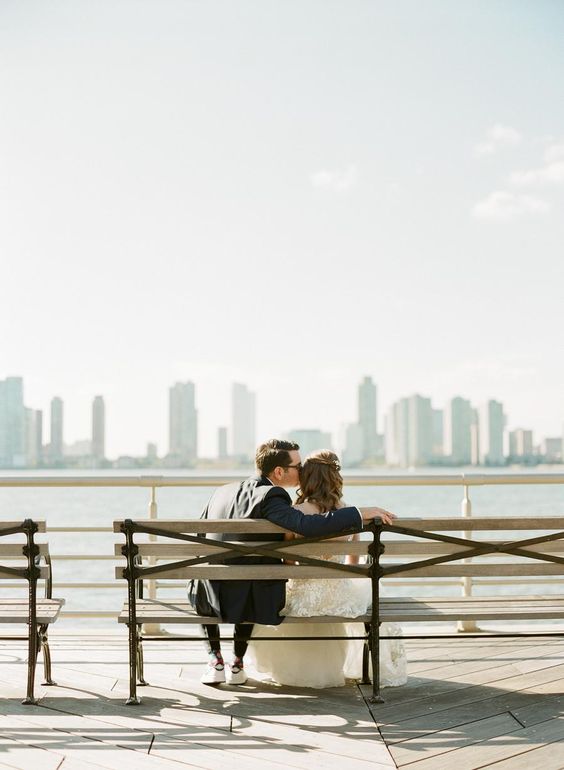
[472,190,550,220]
[310,164,358,192]
[544,142,564,163]
[510,161,564,186]
[474,123,522,156]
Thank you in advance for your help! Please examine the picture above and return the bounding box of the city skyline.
[1,372,562,468]
[2,3,563,462]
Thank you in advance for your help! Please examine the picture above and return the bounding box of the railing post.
[458,482,478,632]
[143,486,161,634]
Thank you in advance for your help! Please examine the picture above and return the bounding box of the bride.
[247,450,406,689]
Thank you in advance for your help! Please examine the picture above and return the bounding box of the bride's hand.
[360,507,396,526]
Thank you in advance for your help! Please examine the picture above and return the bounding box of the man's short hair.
[256,439,299,477]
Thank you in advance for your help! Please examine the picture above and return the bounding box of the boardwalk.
[1,630,564,769]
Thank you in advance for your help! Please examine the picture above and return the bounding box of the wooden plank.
[389,710,522,766]
[387,564,564,576]
[405,715,564,769]
[0,544,49,557]
[0,521,46,532]
[381,540,564,555]
[373,662,564,743]
[115,565,369,580]
[0,566,50,580]
[481,737,564,770]
[118,603,371,624]
[113,517,564,533]
[114,542,370,557]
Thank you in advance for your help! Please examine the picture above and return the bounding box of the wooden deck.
[2,629,564,769]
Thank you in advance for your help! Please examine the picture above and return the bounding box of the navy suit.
[195,474,362,656]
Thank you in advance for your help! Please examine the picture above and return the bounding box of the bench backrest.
[0,521,50,581]
[113,517,564,582]
[113,518,372,581]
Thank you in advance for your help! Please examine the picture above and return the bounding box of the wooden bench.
[0,519,65,703]
[114,516,564,705]
[114,517,378,704]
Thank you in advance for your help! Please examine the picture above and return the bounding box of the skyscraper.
[50,396,64,464]
[478,400,505,466]
[443,396,474,465]
[0,376,25,468]
[509,429,534,461]
[25,408,43,468]
[231,383,256,461]
[217,427,228,459]
[358,376,378,460]
[169,382,198,464]
[92,395,106,462]
[385,394,433,467]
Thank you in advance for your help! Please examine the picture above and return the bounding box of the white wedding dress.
[247,503,407,689]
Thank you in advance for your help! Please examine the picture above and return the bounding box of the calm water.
[1,469,564,625]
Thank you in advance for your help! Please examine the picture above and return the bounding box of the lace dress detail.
[248,532,407,689]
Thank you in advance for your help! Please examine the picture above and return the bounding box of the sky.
[1,0,563,458]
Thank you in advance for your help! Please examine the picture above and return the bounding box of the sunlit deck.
[2,630,564,770]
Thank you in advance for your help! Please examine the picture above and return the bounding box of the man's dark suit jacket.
[197,474,363,624]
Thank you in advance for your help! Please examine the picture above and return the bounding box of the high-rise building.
[432,408,443,459]
[217,427,228,459]
[169,382,198,464]
[231,383,256,461]
[509,429,534,461]
[358,376,378,460]
[343,423,364,467]
[288,429,332,459]
[92,395,106,462]
[542,437,562,463]
[443,396,474,465]
[408,395,433,466]
[0,376,25,468]
[385,394,433,467]
[478,400,505,465]
[25,408,43,468]
[385,398,409,467]
[50,396,64,464]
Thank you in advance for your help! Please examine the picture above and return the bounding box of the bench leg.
[361,623,371,685]
[40,625,56,686]
[137,625,148,686]
[126,620,141,705]
[23,580,39,705]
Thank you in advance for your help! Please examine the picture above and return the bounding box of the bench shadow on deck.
[2,632,564,770]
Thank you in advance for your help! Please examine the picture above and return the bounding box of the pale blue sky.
[1,1,563,456]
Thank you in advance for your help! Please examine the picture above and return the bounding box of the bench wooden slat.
[0,521,46,532]
[115,564,369,580]
[113,542,370,557]
[0,544,49,557]
[117,596,564,624]
[113,517,564,534]
[0,598,65,624]
[388,564,564,576]
[0,566,50,580]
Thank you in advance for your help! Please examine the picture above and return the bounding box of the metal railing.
[1,471,564,628]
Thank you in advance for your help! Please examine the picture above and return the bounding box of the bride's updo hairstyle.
[296,450,343,512]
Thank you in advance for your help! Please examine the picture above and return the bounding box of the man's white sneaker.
[227,660,248,685]
[200,657,226,685]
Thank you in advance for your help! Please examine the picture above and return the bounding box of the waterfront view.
[2,468,564,624]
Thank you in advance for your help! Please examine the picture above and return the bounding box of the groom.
[195,438,395,685]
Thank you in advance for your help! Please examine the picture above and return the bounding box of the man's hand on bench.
[360,507,396,526]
